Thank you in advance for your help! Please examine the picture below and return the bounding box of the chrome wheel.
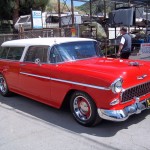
[73,96,92,121]
[70,91,101,127]
[0,75,11,96]
[0,77,7,94]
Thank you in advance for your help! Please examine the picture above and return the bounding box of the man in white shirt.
[117,27,131,59]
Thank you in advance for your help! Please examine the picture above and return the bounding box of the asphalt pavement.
[0,50,150,150]
[0,93,150,150]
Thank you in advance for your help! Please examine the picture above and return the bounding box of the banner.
[32,10,43,29]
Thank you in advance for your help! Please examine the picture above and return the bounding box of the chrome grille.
[121,82,150,103]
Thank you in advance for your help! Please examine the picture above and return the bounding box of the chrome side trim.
[98,99,149,122]
[20,72,50,80]
[19,72,110,91]
[51,78,110,90]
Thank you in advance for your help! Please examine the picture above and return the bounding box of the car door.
[19,46,51,103]
[0,47,24,91]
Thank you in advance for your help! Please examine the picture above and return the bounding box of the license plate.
[146,98,150,108]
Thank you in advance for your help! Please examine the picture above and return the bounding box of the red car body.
[0,37,150,126]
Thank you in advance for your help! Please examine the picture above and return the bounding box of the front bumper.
[98,99,149,121]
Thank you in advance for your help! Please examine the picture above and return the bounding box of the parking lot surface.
[0,94,150,150]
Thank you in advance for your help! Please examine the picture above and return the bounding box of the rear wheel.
[70,91,102,127]
[0,75,11,96]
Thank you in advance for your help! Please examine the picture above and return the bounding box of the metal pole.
[128,0,131,32]
[114,2,117,39]
[58,0,61,36]
[146,4,148,37]
[89,0,92,21]
[89,0,92,38]
[30,8,33,30]
[104,0,108,57]
[128,0,131,7]
[71,0,74,26]
[104,0,106,19]
[114,2,117,56]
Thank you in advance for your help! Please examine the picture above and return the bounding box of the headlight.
[111,78,123,93]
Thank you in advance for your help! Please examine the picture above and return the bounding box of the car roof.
[1,37,96,47]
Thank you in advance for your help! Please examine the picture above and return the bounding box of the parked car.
[0,37,150,126]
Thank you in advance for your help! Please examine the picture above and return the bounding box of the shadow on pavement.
[0,94,150,138]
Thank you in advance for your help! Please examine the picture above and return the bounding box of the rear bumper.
[98,99,149,121]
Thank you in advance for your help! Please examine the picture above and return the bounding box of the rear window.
[0,47,9,59]
[0,47,24,60]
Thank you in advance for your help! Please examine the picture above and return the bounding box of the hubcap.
[73,96,91,121]
[0,77,7,93]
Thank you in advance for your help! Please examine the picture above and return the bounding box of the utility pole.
[71,0,74,26]
[58,0,61,36]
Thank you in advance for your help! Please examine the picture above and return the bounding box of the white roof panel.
[1,37,95,47]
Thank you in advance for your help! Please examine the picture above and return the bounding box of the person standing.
[117,27,131,59]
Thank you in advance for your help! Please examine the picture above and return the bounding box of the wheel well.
[61,89,76,110]
[0,73,5,79]
[61,89,96,110]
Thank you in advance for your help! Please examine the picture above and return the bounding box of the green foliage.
[76,0,114,15]
[0,0,49,33]
[0,1,13,20]
[46,0,60,12]
[19,0,49,15]
[0,0,49,20]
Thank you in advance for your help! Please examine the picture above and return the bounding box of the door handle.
[20,63,26,66]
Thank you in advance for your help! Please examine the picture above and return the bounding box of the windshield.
[49,41,102,63]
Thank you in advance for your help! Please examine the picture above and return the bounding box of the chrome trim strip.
[20,72,50,80]
[20,72,110,91]
[51,78,110,90]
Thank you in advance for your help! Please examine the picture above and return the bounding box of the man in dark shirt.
[117,27,131,59]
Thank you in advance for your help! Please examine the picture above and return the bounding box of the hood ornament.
[137,74,147,80]
[129,61,139,66]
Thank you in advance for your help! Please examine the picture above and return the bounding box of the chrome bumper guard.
[98,100,149,122]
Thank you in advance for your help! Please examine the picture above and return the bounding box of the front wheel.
[0,75,11,96]
[70,91,102,127]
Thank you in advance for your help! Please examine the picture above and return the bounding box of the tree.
[0,1,13,20]
[0,0,49,31]
[13,0,19,26]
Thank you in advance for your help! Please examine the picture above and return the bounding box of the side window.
[24,46,48,63]
[7,47,24,60]
[50,46,63,63]
[0,47,9,59]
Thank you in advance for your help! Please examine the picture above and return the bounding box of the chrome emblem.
[137,74,147,80]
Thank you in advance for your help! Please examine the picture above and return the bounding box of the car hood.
[60,57,150,88]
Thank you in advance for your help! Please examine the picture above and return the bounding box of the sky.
[60,0,86,7]
[73,1,86,6]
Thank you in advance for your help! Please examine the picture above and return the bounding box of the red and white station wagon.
[0,37,150,126]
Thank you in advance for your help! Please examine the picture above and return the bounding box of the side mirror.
[35,58,41,66]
